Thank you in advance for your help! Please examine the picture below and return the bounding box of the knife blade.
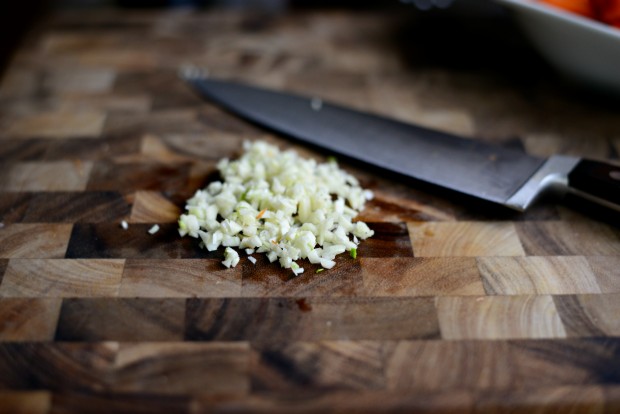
[180,68,620,212]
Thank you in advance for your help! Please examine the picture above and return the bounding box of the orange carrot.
[256,209,267,219]
[541,0,595,17]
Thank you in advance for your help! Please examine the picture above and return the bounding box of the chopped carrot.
[256,209,267,219]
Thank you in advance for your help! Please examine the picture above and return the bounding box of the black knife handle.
[568,159,620,211]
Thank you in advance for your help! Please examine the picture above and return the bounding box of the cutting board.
[0,9,619,413]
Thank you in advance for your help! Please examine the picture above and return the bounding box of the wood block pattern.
[86,161,192,193]
[478,256,601,295]
[241,255,364,297]
[2,111,106,139]
[1,161,93,191]
[0,259,124,297]
[0,260,7,285]
[50,391,192,414]
[516,221,620,256]
[185,297,440,345]
[0,391,51,414]
[361,257,485,296]
[130,190,181,223]
[0,341,249,395]
[251,341,390,391]
[1,9,620,412]
[22,191,131,223]
[0,224,73,259]
[43,69,116,94]
[436,295,566,340]
[113,342,250,394]
[65,223,216,259]
[554,293,620,337]
[0,298,62,341]
[56,298,186,341]
[120,259,242,298]
[0,193,34,224]
[409,222,525,257]
[587,256,620,293]
[356,222,414,258]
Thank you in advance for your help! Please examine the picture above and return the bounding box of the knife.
[180,68,620,212]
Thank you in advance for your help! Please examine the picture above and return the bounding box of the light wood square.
[478,256,601,295]
[0,224,73,259]
[43,69,116,93]
[436,295,566,340]
[1,161,93,191]
[409,222,525,257]
[130,191,181,223]
[5,111,106,138]
[0,259,124,297]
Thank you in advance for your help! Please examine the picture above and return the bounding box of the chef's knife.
[181,68,620,212]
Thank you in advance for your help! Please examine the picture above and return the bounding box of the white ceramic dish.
[494,0,620,94]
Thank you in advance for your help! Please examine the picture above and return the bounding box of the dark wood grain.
[65,223,214,259]
[120,258,242,297]
[56,299,186,341]
[0,341,249,396]
[356,222,413,258]
[0,391,51,414]
[555,294,620,337]
[0,298,61,341]
[515,221,620,256]
[22,192,131,223]
[0,342,118,390]
[86,161,193,193]
[0,140,50,162]
[185,297,440,345]
[0,224,73,259]
[51,392,191,414]
[43,135,143,161]
[0,193,34,224]
[241,254,364,297]
[0,259,7,286]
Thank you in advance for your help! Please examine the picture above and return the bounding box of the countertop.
[0,7,619,413]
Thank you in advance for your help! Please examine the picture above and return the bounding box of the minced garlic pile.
[178,140,374,275]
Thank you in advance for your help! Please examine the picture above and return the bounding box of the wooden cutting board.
[0,9,619,413]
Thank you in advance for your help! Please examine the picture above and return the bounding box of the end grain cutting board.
[0,8,619,413]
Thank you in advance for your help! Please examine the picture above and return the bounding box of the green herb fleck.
[327,155,337,163]
[316,268,325,273]
[350,248,357,259]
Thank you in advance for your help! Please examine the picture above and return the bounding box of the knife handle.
[567,159,620,212]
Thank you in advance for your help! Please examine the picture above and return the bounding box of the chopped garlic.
[222,247,240,268]
[248,256,257,265]
[121,220,128,230]
[148,224,160,234]
[178,140,374,275]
